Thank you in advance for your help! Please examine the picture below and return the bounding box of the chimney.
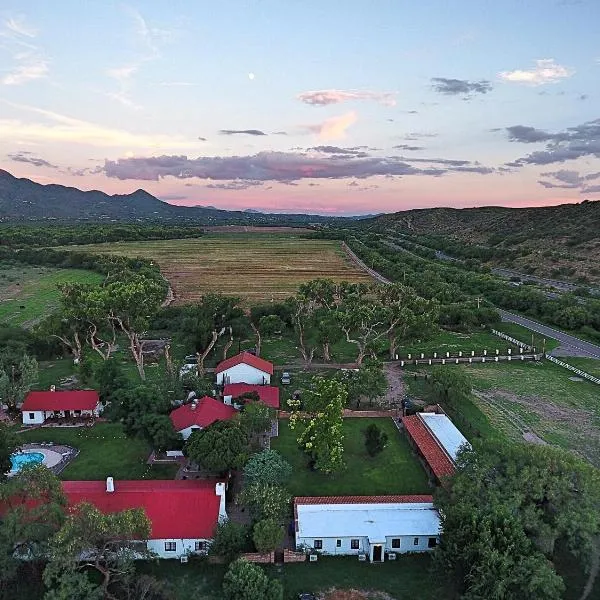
[106,477,115,493]
[50,385,56,392]
[215,482,227,521]
[190,400,198,411]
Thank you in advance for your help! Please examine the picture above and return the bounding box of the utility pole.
[475,297,482,309]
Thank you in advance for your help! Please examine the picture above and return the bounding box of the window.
[350,539,359,550]
[413,537,419,546]
[336,539,342,547]
[164,542,177,552]
[195,541,206,552]
[391,538,400,549]
[29,412,35,419]
[313,540,323,549]
[428,537,438,548]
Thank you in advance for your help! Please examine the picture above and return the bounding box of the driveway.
[499,309,600,359]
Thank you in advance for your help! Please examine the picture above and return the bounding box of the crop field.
[62,235,373,303]
[0,262,103,327]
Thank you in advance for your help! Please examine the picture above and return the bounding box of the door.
[373,545,383,562]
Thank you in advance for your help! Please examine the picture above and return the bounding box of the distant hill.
[0,170,336,225]
[359,201,600,284]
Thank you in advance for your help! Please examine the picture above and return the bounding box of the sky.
[0,0,599,216]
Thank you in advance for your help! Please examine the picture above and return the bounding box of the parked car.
[281,372,291,385]
[298,594,316,600]
[183,354,197,364]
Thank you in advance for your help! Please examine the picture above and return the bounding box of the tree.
[0,353,38,412]
[289,377,346,473]
[252,518,284,553]
[258,314,284,337]
[429,368,472,410]
[286,294,318,365]
[238,401,272,435]
[363,423,388,457]
[141,414,181,452]
[243,450,292,486]
[93,359,128,406]
[239,483,290,521]
[313,308,342,362]
[222,558,283,600]
[185,420,249,473]
[0,466,67,582]
[343,359,387,408]
[111,384,172,438]
[0,423,19,480]
[209,521,249,561]
[43,503,151,600]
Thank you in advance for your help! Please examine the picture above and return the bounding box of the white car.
[281,372,291,385]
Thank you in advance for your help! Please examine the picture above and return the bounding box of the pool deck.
[19,443,78,474]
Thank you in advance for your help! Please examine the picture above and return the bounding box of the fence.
[399,353,541,367]
[491,329,534,351]
[546,355,600,385]
[240,549,306,564]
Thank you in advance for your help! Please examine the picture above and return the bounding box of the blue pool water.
[10,451,45,472]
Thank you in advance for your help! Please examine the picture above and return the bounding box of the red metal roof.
[215,352,274,375]
[62,480,221,539]
[403,415,455,480]
[223,383,280,409]
[170,396,237,431]
[294,495,434,506]
[21,390,99,412]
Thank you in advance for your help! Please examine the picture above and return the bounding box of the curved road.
[499,309,600,359]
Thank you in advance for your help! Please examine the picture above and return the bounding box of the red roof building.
[169,396,237,432]
[215,352,274,375]
[22,390,99,412]
[62,479,224,540]
[223,383,280,409]
[403,415,455,481]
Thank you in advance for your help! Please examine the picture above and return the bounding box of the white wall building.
[170,396,237,441]
[294,495,441,562]
[21,390,101,425]
[215,352,273,385]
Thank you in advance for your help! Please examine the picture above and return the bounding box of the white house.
[169,396,237,441]
[63,479,227,559]
[294,495,441,562]
[215,352,273,386]
[21,390,101,425]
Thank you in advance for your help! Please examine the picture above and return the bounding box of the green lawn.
[0,262,103,327]
[140,554,452,600]
[493,321,560,352]
[562,357,600,379]
[17,423,177,480]
[272,418,431,496]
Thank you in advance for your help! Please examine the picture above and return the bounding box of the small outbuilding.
[294,495,441,562]
[222,383,280,409]
[169,396,237,440]
[21,390,101,425]
[215,352,273,386]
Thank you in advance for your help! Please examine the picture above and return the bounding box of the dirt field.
[62,235,373,303]
[202,225,313,234]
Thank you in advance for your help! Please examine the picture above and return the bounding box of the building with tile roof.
[215,352,273,385]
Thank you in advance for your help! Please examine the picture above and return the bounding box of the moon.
[248,72,255,80]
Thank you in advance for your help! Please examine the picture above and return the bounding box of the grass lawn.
[493,321,560,352]
[562,356,600,378]
[140,554,452,600]
[17,423,178,480]
[0,262,103,328]
[272,418,431,496]
[61,235,372,304]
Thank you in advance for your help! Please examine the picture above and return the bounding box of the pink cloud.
[298,89,397,107]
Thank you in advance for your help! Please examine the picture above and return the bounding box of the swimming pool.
[10,451,45,472]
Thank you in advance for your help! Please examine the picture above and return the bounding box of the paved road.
[499,309,600,359]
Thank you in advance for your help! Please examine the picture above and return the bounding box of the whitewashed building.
[294,495,441,562]
[169,396,237,440]
[215,352,273,385]
[63,479,227,559]
[21,390,101,425]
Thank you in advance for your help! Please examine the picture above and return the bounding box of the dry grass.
[62,235,373,303]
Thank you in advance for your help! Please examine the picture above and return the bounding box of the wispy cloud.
[7,150,58,169]
[499,59,573,85]
[538,169,600,193]
[0,15,49,85]
[0,101,194,150]
[219,129,266,136]
[304,111,358,140]
[431,77,492,96]
[393,144,425,151]
[102,150,493,182]
[298,89,396,107]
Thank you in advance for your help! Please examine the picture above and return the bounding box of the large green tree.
[238,401,273,436]
[222,559,283,600]
[43,503,151,600]
[0,423,19,480]
[185,420,249,473]
[429,367,472,410]
[243,450,292,487]
[342,358,387,408]
[209,521,249,561]
[252,518,284,553]
[0,353,38,412]
[239,483,290,521]
[289,377,346,473]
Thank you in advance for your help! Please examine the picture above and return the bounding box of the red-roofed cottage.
[294,495,441,561]
[63,478,227,559]
[21,390,101,425]
[169,396,237,440]
[223,383,280,410]
[215,352,273,385]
